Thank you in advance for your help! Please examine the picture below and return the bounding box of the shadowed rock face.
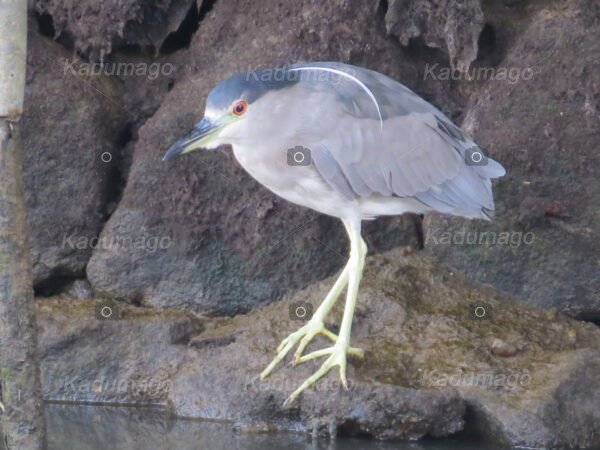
[385,0,485,74]
[423,0,600,321]
[33,0,198,60]
[39,250,600,447]
[22,31,128,286]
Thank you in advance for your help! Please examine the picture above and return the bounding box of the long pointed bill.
[163,117,222,161]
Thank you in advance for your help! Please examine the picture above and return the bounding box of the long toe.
[283,342,354,406]
[284,354,339,407]
[294,344,363,365]
[262,318,339,378]
[260,337,296,379]
[261,321,323,379]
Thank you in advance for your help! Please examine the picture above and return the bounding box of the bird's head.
[163,71,296,160]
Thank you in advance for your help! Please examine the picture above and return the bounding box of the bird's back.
[288,62,505,220]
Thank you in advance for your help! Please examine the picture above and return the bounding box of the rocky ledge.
[38,249,600,448]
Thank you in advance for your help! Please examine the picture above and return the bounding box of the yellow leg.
[283,218,366,406]
[260,261,350,380]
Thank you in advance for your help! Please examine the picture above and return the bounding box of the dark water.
[44,403,503,450]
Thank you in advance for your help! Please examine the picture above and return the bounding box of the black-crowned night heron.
[164,62,505,405]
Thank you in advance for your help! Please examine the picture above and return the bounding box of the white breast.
[232,143,359,220]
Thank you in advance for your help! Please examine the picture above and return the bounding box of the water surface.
[45,403,502,450]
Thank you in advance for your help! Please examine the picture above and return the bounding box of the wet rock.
[463,351,600,448]
[384,0,484,73]
[23,30,128,286]
[87,0,464,315]
[33,0,198,60]
[46,404,352,450]
[37,298,203,405]
[423,0,600,321]
[167,250,600,447]
[40,250,600,445]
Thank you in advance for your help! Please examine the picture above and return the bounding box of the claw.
[340,364,348,390]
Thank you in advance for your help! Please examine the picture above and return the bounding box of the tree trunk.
[0,1,48,449]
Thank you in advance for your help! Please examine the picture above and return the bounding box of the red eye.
[233,100,247,116]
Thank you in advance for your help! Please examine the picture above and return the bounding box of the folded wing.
[291,62,505,219]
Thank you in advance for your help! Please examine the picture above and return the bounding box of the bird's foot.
[283,341,363,407]
[260,318,336,380]
[259,316,364,406]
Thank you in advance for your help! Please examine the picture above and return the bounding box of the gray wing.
[290,62,506,218]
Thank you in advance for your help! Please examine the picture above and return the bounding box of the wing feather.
[291,62,505,217]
